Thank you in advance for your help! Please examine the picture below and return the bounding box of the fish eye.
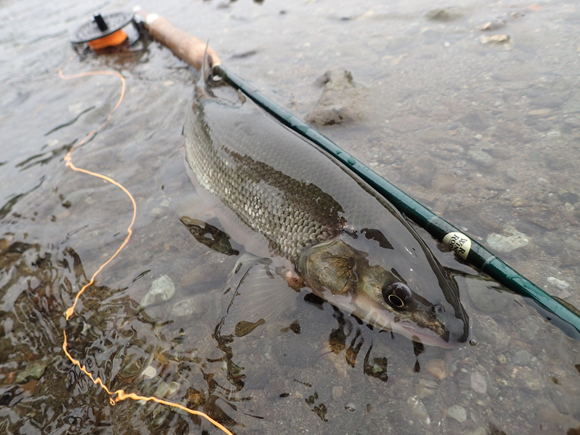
[382,282,413,310]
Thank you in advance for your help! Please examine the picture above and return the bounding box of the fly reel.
[70,11,142,51]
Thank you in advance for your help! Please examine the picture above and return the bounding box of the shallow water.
[2,0,580,434]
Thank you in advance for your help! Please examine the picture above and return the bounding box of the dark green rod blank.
[214,64,580,338]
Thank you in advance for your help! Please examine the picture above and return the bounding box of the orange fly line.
[59,54,233,435]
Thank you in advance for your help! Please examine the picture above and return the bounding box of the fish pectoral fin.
[219,255,298,337]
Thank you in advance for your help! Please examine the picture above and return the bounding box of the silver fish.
[183,60,469,348]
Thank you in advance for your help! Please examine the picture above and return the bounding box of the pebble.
[416,378,438,399]
[486,227,529,253]
[511,366,544,391]
[481,34,510,44]
[473,316,511,350]
[559,190,579,204]
[425,359,447,380]
[511,350,532,366]
[480,19,506,31]
[138,275,176,310]
[403,157,438,187]
[425,7,463,22]
[468,149,495,168]
[470,372,487,394]
[527,108,553,118]
[547,277,570,291]
[407,396,430,424]
[447,404,467,422]
[458,111,489,131]
[332,386,344,401]
[141,365,157,379]
[15,359,47,384]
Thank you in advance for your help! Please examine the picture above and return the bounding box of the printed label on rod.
[443,232,471,260]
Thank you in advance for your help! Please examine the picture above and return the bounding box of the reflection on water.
[2,0,580,434]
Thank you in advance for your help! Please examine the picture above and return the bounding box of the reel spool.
[71,12,141,51]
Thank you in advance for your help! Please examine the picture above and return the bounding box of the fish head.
[297,236,469,348]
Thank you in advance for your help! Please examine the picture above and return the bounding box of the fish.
[182,55,469,348]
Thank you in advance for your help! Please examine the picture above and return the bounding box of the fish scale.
[184,99,355,261]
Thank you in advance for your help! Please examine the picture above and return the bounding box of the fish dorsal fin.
[218,254,298,338]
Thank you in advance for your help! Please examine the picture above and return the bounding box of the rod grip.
[136,10,221,70]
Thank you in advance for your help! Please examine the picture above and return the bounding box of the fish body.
[183,67,469,348]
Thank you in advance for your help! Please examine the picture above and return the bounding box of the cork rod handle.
[135,9,222,71]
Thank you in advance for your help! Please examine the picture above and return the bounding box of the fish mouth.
[398,323,458,349]
[357,301,464,349]
[385,317,459,349]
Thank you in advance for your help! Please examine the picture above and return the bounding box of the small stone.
[458,111,489,131]
[403,157,438,187]
[559,190,579,204]
[425,359,447,380]
[474,316,511,350]
[511,366,544,391]
[425,7,463,22]
[167,381,180,397]
[497,354,507,364]
[141,365,157,379]
[138,275,176,310]
[511,350,532,366]
[332,386,344,401]
[150,207,164,217]
[527,108,553,118]
[480,19,506,31]
[470,372,487,394]
[481,34,510,44]
[345,402,356,412]
[407,396,430,424]
[416,378,439,399]
[154,381,171,398]
[512,198,528,207]
[547,277,570,291]
[486,227,529,253]
[447,404,467,422]
[468,149,495,168]
[15,359,48,384]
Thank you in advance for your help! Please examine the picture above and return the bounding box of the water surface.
[1,0,580,434]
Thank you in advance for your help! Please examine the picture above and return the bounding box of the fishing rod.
[73,8,580,338]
